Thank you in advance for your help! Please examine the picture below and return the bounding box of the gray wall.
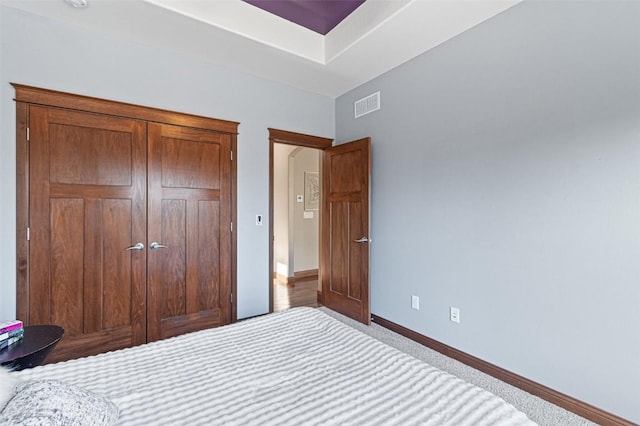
[273,144,297,277]
[336,1,640,422]
[273,145,319,278]
[291,147,319,273]
[0,5,334,320]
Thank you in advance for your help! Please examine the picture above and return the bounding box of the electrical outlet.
[411,295,420,310]
[450,306,460,323]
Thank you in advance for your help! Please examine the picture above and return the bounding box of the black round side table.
[0,325,64,371]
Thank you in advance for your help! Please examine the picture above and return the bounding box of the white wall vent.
[354,91,380,118]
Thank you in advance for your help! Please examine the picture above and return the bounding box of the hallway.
[273,278,319,312]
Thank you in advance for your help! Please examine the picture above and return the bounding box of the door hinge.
[26,227,30,241]
[230,151,233,161]
[230,293,233,303]
[230,222,233,232]
[26,127,30,141]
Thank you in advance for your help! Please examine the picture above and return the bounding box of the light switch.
[303,211,314,219]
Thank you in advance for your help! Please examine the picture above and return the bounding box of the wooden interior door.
[321,138,371,324]
[28,106,147,362]
[147,123,232,341]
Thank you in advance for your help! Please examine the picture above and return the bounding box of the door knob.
[125,242,145,251]
[150,242,168,250]
[353,237,370,243]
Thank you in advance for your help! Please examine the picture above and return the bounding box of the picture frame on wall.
[304,172,319,211]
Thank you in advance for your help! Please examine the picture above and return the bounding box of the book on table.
[0,320,22,334]
[0,320,24,351]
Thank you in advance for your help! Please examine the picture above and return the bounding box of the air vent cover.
[354,91,380,118]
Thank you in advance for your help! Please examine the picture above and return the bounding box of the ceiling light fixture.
[64,0,88,8]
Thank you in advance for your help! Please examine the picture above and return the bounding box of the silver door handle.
[125,242,145,251]
[150,242,168,250]
[353,237,370,243]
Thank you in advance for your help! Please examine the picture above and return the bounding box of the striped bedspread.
[15,308,536,425]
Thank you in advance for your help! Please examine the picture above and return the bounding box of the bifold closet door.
[147,123,232,341]
[28,106,148,362]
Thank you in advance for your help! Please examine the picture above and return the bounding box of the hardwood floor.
[273,278,319,312]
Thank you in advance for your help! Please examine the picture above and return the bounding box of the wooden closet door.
[28,106,147,362]
[147,123,232,341]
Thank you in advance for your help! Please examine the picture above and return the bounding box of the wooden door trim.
[269,128,333,149]
[16,102,29,321]
[231,133,238,322]
[12,84,239,134]
[268,128,332,312]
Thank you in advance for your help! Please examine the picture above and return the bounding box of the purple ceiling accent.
[243,0,365,35]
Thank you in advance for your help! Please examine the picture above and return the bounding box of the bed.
[1,307,536,425]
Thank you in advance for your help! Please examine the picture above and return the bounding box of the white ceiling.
[1,0,520,98]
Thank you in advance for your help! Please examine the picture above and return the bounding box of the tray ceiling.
[0,0,521,98]
[242,0,365,35]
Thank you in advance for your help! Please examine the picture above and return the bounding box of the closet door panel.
[50,198,84,335]
[101,199,135,329]
[159,199,187,319]
[148,123,231,341]
[161,138,221,189]
[49,124,133,186]
[193,200,221,311]
[28,106,147,362]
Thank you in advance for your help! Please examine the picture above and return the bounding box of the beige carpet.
[318,307,596,426]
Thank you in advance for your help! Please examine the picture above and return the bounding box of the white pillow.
[0,379,119,426]
[0,366,21,410]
